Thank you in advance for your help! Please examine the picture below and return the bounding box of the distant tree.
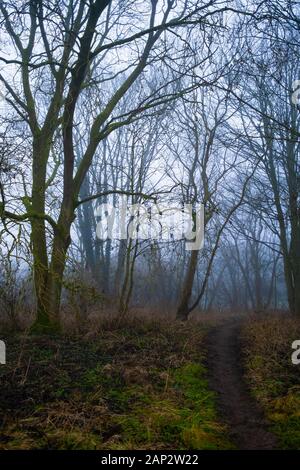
[234,23,300,315]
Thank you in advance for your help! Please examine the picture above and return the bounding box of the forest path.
[204,320,278,450]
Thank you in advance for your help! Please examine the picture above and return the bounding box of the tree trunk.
[31,203,73,333]
[114,239,127,295]
[176,250,199,321]
[30,138,52,332]
[294,272,300,315]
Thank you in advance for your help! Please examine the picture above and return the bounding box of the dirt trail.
[205,320,277,450]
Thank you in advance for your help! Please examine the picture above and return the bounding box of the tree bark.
[31,201,74,333]
[176,250,199,321]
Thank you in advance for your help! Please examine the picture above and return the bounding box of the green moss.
[115,414,150,442]
[81,365,105,389]
[269,416,300,449]
[53,370,73,398]
[173,363,234,449]
[266,393,300,449]
[112,362,233,450]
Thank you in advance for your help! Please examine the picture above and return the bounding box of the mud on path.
[205,320,277,450]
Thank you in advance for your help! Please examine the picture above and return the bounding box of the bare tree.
[0,0,231,331]
[233,23,300,314]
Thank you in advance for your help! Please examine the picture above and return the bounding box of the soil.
[205,320,278,450]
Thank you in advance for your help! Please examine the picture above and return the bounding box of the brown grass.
[241,314,300,449]
[0,314,231,450]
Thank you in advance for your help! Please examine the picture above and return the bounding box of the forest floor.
[1,313,300,450]
[0,316,232,450]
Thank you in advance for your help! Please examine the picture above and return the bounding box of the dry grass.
[0,315,232,450]
[241,314,300,449]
